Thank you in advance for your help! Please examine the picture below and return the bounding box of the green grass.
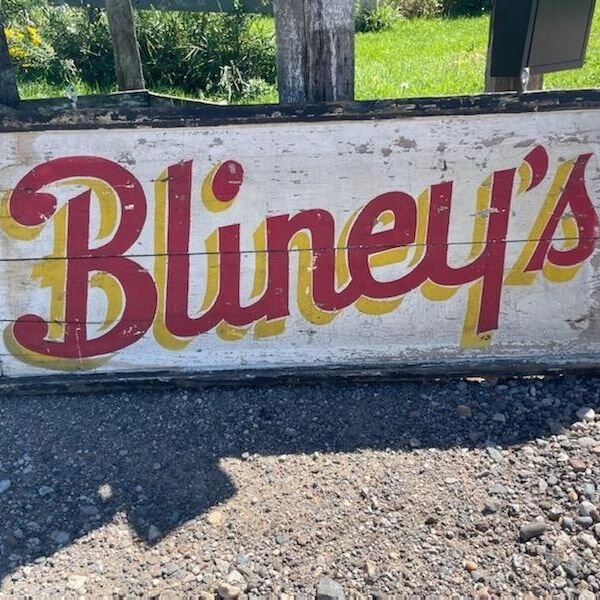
[18,80,105,99]
[356,15,490,99]
[355,8,600,100]
[17,8,600,104]
[17,78,280,104]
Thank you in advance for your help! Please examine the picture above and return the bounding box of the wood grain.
[105,0,145,91]
[274,0,354,103]
[1,106,599,380]
[0,22,19,107]
[3,89,600,133]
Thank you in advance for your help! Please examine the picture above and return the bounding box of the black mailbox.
[489,0,597,77]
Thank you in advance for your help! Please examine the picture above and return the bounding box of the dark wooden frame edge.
[2,88,600,132]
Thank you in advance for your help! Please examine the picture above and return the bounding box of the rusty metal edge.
[0,355,598,395]
[2,88,600,133]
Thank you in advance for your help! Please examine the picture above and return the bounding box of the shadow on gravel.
[0,374,597,582]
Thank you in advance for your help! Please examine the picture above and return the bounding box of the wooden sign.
[1,105,600,379]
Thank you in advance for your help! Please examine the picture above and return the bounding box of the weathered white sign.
[0,108,599,378]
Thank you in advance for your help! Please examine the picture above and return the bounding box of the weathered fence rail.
[50,0,378,15]
[49,0,376,14]
[105,0,145,90]
[50,0,272,13]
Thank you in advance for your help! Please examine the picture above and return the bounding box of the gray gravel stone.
[0,375,597,597]
[66,575,87,592]
[520,520,547,542]
[147,525,161,543]
[548,506,563,521]
[483,498,499,514]
[578,533,598,549]
[214,558,229,575]
[51,531,69,546]
[162,562,179,576]
[225,570,247,591]
[470,570,485,583]
[317,576,345,600]
[486,446,504,463]
[578,437,597,449]
[576,516,594,528]
[562,517,575,531]
[576,407,596,422]
[217,582,241,599]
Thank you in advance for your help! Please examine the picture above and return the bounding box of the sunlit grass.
[18,80,108,99]
[356,16,490,99]
[355,6,600,99]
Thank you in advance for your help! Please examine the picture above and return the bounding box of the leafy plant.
[441,0,491,16]
[0,0,40,22]
[356,1,400,32]
[392,0,442,18]
[3,0,276,102]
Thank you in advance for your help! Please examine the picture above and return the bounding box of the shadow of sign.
[0,375,597,583]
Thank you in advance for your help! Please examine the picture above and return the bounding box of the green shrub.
[0,0,40,21]
[4,0,276,101]
[134,9,276,97]
[442,0,491,16]
[392,0,442,18]
[356,0,442,28]
[39,6,114,86]
[356,2,400,32]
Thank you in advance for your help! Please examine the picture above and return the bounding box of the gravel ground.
[0,374,598,598]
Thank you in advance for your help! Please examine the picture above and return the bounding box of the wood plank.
[4,89,600,134]
[49,0,273,13]
[305,0,354,102]
[274,0,354,103]
[272,0,307,104]
[1,106,600,380]
[0,21,19,107]
[2,356,598,395]
[105,0,146,91]
[485,74,544,93]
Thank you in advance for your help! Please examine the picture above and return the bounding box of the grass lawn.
[17,7,600,104]
[356,8,600,100]
[356,15,489,99]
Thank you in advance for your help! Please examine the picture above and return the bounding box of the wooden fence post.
[274,0,355,104]
[0,21,20,107]
[105,0,145,91]
[484,1,543,93]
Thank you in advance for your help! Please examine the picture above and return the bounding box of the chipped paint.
[0,103,599,380]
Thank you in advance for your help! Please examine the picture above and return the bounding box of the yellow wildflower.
[8,46,27,60]
[5,27,25,42]
[26,25,42,46]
